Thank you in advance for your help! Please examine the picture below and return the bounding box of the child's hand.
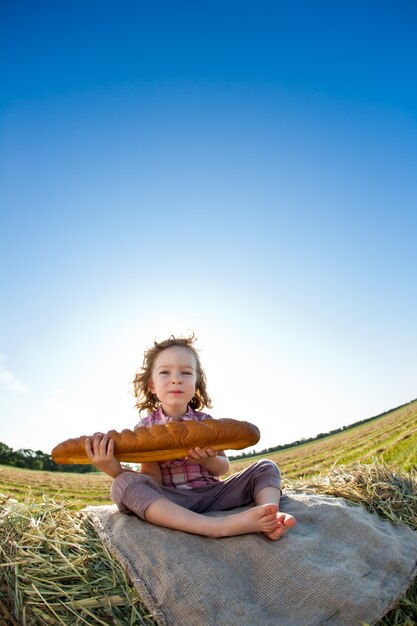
[185,447,218,464]
[185,447,230,476]
[85,433,124,478]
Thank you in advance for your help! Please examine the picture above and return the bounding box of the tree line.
[0,442,97,473]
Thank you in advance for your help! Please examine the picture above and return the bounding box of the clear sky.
[1,1,416,456]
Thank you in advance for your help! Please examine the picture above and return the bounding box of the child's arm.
[140,462,163,484]
[85,433,136,479]
[186,448,230,476]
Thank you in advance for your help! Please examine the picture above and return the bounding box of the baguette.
[51,418,260,464]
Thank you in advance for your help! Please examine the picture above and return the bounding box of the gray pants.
[111,459,282,520]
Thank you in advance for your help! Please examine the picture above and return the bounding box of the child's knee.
[111,472,164,518]
[253,459,281,478]
[110,472,149,508]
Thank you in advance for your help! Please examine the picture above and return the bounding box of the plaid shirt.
[135,406,221,490]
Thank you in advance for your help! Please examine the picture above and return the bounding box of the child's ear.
[149,380,155,393]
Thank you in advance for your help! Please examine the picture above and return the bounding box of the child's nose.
[171,374,182,384]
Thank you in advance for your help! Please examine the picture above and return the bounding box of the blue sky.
[1,1,416,456]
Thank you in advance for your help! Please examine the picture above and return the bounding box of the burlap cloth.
[86,492,417,626]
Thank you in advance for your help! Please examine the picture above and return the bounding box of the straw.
[1,460,416,625]
[287,459,417,530]
[0,493,155,625]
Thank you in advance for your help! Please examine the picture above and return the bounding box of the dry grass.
[290,461,417,531]
[0,493,154,625]
[1,461,416,625]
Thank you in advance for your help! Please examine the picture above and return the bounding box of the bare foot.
[219,503,280,538]
[263,511,297,541]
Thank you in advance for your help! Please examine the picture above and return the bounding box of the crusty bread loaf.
[51,418,260,464]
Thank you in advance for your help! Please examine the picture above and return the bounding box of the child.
[85,334,296,540]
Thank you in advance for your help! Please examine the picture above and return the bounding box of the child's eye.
[182,371,193,375]
[159,370,169,375]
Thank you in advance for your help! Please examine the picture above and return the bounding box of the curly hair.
[132,333,212,414]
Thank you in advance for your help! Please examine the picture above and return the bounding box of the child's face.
[149,346,197,418]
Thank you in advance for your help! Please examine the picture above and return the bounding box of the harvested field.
[232,400,417,478]
[0,465,113,508]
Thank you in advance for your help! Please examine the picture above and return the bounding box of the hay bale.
[1,461,416,625]
[0,493,155,625]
